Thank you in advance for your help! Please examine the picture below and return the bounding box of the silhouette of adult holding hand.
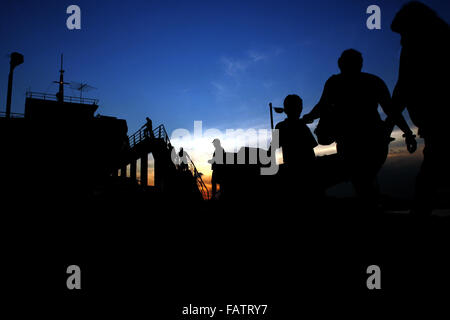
[391,1,450,215]
[303,49,415,206]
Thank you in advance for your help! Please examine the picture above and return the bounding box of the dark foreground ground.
[2,190,450,317]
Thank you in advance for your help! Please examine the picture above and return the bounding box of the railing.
[128,123,170,149]
[0,112,24,118]
[186,154,210,200]
[26,91,99,105]
[128,121,209,200]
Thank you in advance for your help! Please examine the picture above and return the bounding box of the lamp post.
[5,52,24,119]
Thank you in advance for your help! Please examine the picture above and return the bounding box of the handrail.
[0,112,24,118]
[26,91,99,105]
[186,154,210,200]
[128,123,170,149]
[127,121,209,200]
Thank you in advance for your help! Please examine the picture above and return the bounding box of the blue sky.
[1,0,449,193]
[2,0,449,133]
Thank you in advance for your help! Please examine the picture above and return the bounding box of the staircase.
[127,122,209,200]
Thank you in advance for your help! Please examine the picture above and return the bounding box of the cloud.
[387,127,424,156]
[167,121,426,200]
[210,81,237,100]
[274,46,284,56]
[168,120,274,183]
[221,57,248,77]
[212,48,279,99]
[315,143,338,156]
[211,81,226,94]
[219,48,273,77]
[263,80,274,88]
[248,50,267,62]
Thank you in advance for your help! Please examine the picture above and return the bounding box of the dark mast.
[54,54,70,103]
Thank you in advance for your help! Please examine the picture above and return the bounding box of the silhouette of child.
[275,94,318,169]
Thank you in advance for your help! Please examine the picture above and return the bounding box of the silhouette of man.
[145,117,154,138]
[303,49,416,205]
[178,147,188,172]
[208,139,225,197]
[391,2,450,215]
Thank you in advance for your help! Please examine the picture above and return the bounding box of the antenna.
[70,81,97,99]
[53,54,70,102]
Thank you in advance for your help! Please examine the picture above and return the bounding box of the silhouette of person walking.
[391,1,450,215]
[270,94,318,198]
[208,139,225,197]
[275,94,317,169]
[178,147,188,172]
[303,49,416,206]
[145,117,154,138]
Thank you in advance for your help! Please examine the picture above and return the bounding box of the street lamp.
[5,52,24,119]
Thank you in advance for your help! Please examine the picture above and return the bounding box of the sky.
[1,0,449,196]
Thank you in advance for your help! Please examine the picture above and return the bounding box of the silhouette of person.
[178,147,188,172]
[145,117,154,138]
[303,49,416,206]
[391,1,450,215]
[269,94,319,200]
[275,94,317,169]
[208,139,225,197]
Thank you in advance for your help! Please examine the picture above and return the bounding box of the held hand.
[303,113,314,124]
[404,133,417,154]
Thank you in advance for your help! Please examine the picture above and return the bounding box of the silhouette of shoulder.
[327,72,385,85]
[274,120,284,130]
[324,72,389,100]
[361,72,388,88]
[276,118,317,149]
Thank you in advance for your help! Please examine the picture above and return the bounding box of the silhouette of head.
[283,95,303,119]
[212,138,221,149]
[146,117,151,122]
[391,1,446,36]
[338,49,363,75]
